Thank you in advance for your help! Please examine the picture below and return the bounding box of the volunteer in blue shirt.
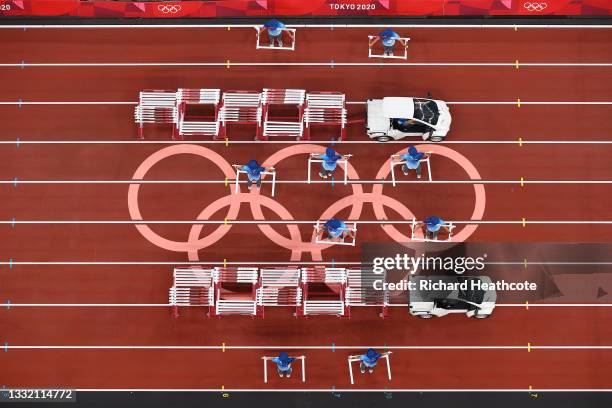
[271,351,296,378]
[359,348,382,374]
[424,215,447,240]
[318,147,343,179]
[263,19,287,48]
[400,146,428,179]
[241,159,268,190]
[319,218,354,242]
[369,29,407,56]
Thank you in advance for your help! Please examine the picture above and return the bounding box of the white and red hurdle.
[298,267,347,317]
[175,88,222,141]
[257,88,306,141]
[219,90,263,140]
[134,89,178,140]
[304,92,347,141]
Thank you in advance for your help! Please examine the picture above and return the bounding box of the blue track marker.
[16,138,20,148]
[18,98,23,108]
[21,60,25,69]
[331,258,335,267]
[331,342,335,352]
[9,259,13,270]
[5,300,10,310]
[13,177,17,187]
[4,342,8,353]
[331,60,335,69]
[331,175,335,189]
[331,385,341,398]
[11,218,15,229]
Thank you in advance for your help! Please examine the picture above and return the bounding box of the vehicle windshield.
[413,99,439,126]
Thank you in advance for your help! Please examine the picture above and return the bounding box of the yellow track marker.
[224,218,229,226]
[222,342,226,352]
[514,25,518,31]
[525,300,529,310]
[522,217,526,227]
[524,258,528,269]
[515,59,519,69]
[227,27,231,31]
[224,177,228,187]
[529,385,538,398]
[226,59,230,69]
[223,258,227,268]
[520,177,524,187]
[518,137,523,147]
[222,385,229,398]
[225,137,229,147]
[517,98,521,108]
[527,342,532,352]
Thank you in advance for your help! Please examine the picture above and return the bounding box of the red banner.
[0,0,610,18]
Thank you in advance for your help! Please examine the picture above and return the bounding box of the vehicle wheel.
[429,135,444,143]
[376,135,392,142]
[417,313,434,319]
[473,313,490,319]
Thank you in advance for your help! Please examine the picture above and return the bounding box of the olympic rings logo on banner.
[523,2,547,12]
[157,4,182,13]
[128,144,486,263]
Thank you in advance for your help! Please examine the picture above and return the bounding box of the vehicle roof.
[382,97,415,119]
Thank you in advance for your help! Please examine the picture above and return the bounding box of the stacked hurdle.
[256,268,302,317]
[258,88,306,141]
[213,267,259,316]
[299,267,347,317]
[345,269,389,318]
[169,267,215,318]
[176,88,222,140]
[218,90,263,140]
[134,89,178,140]
[304,92,347,141]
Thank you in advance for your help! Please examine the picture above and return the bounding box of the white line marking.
[2,24,611,29]
[1,62,612,68]
[2,140,612,145]
[2,261,612,266]
[67,388,612,392]
[3,220,612,225]
[3,179,612,185]
[5,303,612,308]
[5,345,612,350]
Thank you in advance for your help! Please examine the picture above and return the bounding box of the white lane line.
[2,24,612,29]
[1,100,610,106]
[1,62,612,67]
[5,345,612,350]
[3,261,612,266]
[3,220,612,225]
[2,140,612,145]
[3,179,612,185]
[5,303,612,308]
[68,388,612,392]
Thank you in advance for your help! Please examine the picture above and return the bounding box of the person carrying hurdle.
[401,146,429,179]
[241,159,271,191]
[359,348,382,374]
[318,147,343,179]
[262,19,290,48]
[318,218,354,242]
[271,352,296,378]
[369,28,408,57]
[424,215,448,240]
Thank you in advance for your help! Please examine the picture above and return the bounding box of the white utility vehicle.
[409,276,497,319]
[366,96,451,142]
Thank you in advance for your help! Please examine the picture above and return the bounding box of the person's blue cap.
[379,29,395,39]
[325,218,342,231]
[366,348,381,359]
[325,147,336,157]
[278,351,295,365]
[425,216,442,226]
[264,19,282,28]
[408,146,425,160]
[246,159,260,170]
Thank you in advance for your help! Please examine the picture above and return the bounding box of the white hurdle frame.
[410,217,456,242]
[348,352,393,385]
[262,355,306,383]
[313,220,357,246]
[255,27,297,51]
[307,153,352,185]
[368,35,410,60]
[389,152,432,186]
[233,165,277,197]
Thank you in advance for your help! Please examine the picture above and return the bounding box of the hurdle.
[169,267,215,318]
[262,356,306,383]
[345,268,389,318]
[134,89,178,140]
[255,27,296,51]
[303,92,347,141]
[299,267,347,317]
[410,217,456,242]
[314,220,357,246]
[258,88,306,141]
[389,152,433,186]
[256,268,302,317]
[348,352,393,385]
[307,153,353,185]
[368,35,410,60]
[176,88,221,141]
[213,267,259,316]
[219,90,262,140]
[233,165,276,197]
